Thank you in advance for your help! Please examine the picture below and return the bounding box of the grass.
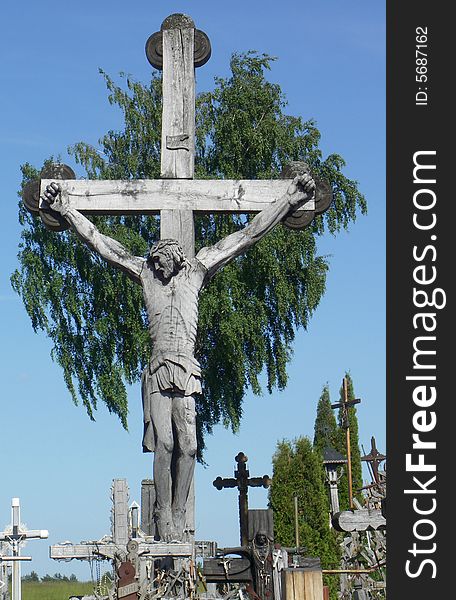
[22,580,95,600]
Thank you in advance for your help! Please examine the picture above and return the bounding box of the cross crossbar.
[39,178,315,215]
[50,541,193,561]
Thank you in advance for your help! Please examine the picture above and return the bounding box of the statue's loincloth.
[141,352,201,452]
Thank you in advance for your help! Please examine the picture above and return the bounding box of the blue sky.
[0,0,385,580]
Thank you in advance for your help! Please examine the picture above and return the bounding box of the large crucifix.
[27,14,331,545]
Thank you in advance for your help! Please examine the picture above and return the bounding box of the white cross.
[0,498,48,600]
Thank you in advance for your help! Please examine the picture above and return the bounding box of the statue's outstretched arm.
[197,173,315,279]
[42,182,144,283]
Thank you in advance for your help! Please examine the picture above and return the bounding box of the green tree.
[335,373,363,509]
[313,384,339,454]
[270,437,340,599]
[11,52,366,456]
[22,571,40,582]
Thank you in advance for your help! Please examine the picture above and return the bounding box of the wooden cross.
[24,13,331,245]
[0,498,48,600]
[331,377,361,509]
[22,12,332,548]
[213,452,271,547]
[50,479,193,598]
[361,437,386,485]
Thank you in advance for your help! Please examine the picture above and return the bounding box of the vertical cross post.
[213,452,271,547]
[160,15,196,259]
[331,378,361,508]
[146,13,211,259]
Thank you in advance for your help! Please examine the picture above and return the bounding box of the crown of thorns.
[149,239,186,265]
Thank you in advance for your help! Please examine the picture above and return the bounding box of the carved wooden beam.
[332,508,386,532]
[38,179,315,215]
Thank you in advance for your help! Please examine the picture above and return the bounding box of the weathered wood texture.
[185,475,195,541]
[161,208,195,258]
[160,19,196,257]
[39,179,315,214]
[202,558,252,583]
[161,24,195,179]
[50,541,193,560]
[332,508,386,532]
[140,479,156,537]
[248,508,274,541]
[281,569,324,600]
[112,479,129,546]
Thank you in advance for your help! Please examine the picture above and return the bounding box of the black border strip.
[387,2,451,595]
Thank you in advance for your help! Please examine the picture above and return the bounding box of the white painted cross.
[0,498,48,600]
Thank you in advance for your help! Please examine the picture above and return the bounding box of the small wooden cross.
[331,377,361,508]
[361,436,386,484]
[213,452,271,547]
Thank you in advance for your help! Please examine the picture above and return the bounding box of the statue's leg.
[149,390,174,541]
[171,394,197,538]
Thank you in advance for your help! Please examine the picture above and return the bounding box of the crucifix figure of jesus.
[34,14,330,543]
[43,169,315,542]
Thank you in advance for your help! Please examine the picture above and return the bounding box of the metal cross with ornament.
[213,452,271,547]
[0,498,48,600]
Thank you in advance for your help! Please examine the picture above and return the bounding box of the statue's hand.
[41,182,69,216]
[287,172,316,207]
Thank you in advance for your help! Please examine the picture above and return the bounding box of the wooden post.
[343,378,354,509]
[281,568,324,600]
[294,496,300,548]
[160,14,196,259]
[140,479,156,537]
[331,378,361,510]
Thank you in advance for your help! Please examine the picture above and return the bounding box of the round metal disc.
[281,161,313,230]
[39,207,70,232]
[145,31,163,70]
[194,30,211,68]
[40,163,76,180]
[281,160,333,229]
[145,28,211,70]
[283,210,315,230]
[314,178,333,214]
[280,161,310,179]
[22,180,40,215]
[126,539,139,554]
[38,163,75,231]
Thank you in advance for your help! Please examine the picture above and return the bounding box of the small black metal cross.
[361,436,386,484]
[213,452,271,547]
